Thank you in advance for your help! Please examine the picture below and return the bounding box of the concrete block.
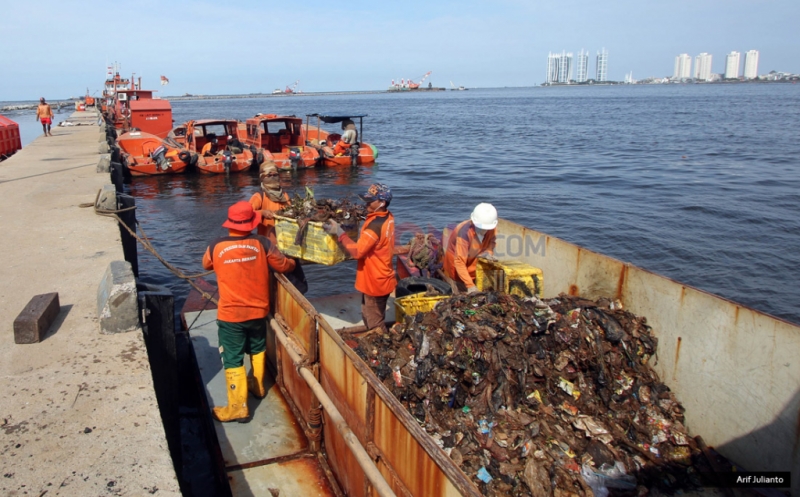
[96,184,117,211]
[97,261,140,334]
[14,293,60,344]
[98,130,108,142]
[99,141,110,154]
[97,154,111,173]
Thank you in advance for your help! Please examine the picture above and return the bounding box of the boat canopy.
[306,114,367,124]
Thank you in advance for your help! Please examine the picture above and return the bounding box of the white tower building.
[673,54,692,79]
[546,53,560,83]
[558,51,574,83]
[694,53,713,81]
[725,51,741,79]
[743,50,760,79]
[576,49,589,83]
[596,48,608,82]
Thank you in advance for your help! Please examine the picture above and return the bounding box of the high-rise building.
[558,51,574,83]
[545,51,574,83]
[546,53,560,83]
[743,50,760,79]
[694,53,713,81]
[673,54,692,79]
[596,48,608,82]
[725,51,741,79]
[576,49,589,83]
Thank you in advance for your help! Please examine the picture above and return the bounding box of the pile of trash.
[351,292,713,496]
[402,233,443,276]
[277,187,365,244]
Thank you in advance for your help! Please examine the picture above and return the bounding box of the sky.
[1,0,798,100]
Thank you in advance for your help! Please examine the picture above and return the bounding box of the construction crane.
[284,80,300,94]
[407,72,431,89]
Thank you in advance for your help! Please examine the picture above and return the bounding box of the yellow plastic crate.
[394,293,450,323]
[274,215,358,266]
[475,259,544,298]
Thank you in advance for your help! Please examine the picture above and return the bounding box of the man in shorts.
[36,98,54,137]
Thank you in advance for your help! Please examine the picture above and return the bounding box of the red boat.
[102,67,173,138]
[244,114,320,170]
[303,114,377,166]
[171,120,253,174]
[116,130,189,176]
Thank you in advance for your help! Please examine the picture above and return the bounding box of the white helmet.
[471,203,498,230]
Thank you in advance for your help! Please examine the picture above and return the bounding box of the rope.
[83,189,219,305]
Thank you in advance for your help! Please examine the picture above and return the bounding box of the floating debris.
[352,292,720,496]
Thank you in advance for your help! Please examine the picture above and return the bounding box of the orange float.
[117,130,189,176]
[302,114,377,167]
[172,119,253,174]
[244,114,320,170]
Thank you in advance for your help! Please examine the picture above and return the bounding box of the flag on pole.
[160,76,169,85]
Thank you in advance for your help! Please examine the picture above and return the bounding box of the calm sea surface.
[114,85,799,325]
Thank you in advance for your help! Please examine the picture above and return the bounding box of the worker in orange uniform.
[443,203,498,294]
[333,119,357,157]
[202,201,296,423]
[249,161,288,243]
[201,134,219,156]
[36,97,54,137]
[323,183,395,333]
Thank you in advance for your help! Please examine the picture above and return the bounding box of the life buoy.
[395,277,453,298]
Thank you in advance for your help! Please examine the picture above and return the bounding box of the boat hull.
[196,150,253,174]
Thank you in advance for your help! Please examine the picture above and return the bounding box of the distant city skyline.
[672,49,760,80]
[545,48,607,83]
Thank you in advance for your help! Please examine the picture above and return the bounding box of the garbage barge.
[182,218,799,496]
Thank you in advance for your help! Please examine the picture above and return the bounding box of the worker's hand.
[479,252,497,262]
[323,220,343,237]
[261,209,274,220]
[466,286,479,294]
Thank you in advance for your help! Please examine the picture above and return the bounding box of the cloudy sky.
[1,0,797,100]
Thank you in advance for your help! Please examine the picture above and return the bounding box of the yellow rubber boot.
[247,351,267,399]
[212,366,249,423]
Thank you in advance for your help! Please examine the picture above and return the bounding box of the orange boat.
[117,130,189,176]
[303,114,378,166]
[244,114,320,170]
[102,71,173,139]
[172,120,253,174]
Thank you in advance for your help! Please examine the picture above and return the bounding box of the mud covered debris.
[277,187,365,244]
[401,233,443,276]
[352,292,718,496]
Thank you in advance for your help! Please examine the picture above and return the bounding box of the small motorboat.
[172,120,254,174]
[303,114,377,167]
[117,130,189,176]
[244,114,320,170]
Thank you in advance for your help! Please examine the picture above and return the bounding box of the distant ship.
[450,81,468,91]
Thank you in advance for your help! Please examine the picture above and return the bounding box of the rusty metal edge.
[317,451,346,497]
[316,313,481,497]
[275,273,481,497]
[366,442,415,497]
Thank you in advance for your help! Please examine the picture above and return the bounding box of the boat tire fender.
[178,151,192,164]
[395,277,453,298]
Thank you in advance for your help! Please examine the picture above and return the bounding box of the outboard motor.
[222,149,233,173]
[151,145,171,171]
[289,148,302,169]
[350,143,359,167]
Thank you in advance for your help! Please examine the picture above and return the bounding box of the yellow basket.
[394,293,450,323]
[274,215,358,266]
[476,259,544,298]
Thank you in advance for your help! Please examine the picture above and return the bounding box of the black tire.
[178,151,191,164]
[395,277,452,298]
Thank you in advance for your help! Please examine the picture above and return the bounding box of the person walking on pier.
[323,183,396,333]
[443,203,498,294]
[36,98,54,137]
[202,201,296,423]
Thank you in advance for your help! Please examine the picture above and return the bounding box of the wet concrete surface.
[0,111,180,495]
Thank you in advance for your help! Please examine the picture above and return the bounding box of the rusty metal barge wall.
[494,218,800,492]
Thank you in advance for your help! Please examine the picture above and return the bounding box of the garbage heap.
[277,187,365,244]
[352,292,709,496]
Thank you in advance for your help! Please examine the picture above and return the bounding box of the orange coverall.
[443,220,496,289]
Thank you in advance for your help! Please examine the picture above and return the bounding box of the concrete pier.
[0,112,181,495]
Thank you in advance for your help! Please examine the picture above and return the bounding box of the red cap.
[222,201,261,231]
